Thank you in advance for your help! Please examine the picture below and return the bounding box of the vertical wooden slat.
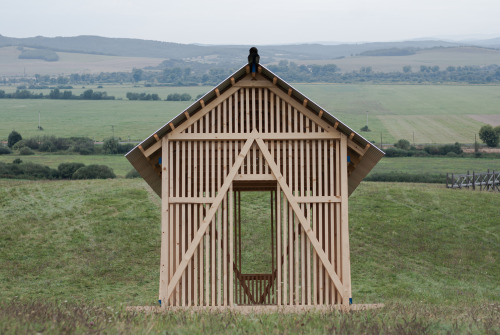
[312,140,317,305]
[270,91,275,134]
[199,141,204,306]
[335,139,341,303]
[276,140,281,305]
[340,134,351,305]
[160,136,169,305]
[229,150,234,306]
[294,114,299,304]
[323,140,329,305]
[187,141,192,306]
[168,141,175,306]
[211,140,216,306]
[306,137,311,305]
[264,89,269,134]
[175,141,180,305]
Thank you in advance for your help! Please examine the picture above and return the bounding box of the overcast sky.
[1,0,499,45]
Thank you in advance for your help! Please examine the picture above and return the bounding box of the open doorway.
[233,181,278,305]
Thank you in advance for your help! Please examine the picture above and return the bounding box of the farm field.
[296,46,500,72]
[2,84,500,144]
[0,46,164,76]
[0,180,498,333]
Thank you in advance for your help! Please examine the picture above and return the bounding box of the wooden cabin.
[126,62,384,308]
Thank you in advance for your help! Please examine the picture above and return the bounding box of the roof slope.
[126,64,384,196]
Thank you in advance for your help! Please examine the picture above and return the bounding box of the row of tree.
[0,89,115,100]
[125,92,192,101]
[4,62,499,87]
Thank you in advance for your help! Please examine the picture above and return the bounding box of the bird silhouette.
[248,47,260,79]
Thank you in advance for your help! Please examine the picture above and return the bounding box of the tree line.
[0,89,115,100]
[2,61,500,87]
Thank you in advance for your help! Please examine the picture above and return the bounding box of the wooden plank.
[165,135,255,303]
[323,140,329,305]
[175,141,181,305]
[335,139,341,303]
[295,196,341,203]
[168,141,175,306]
[306,135,312,305]
[168,132,339,140]
[256,137,346,300]
[264,89,269,134]
[277,184,282,305]
[229,154,234,306]
[340,134,352,305]
[160,136,169,305]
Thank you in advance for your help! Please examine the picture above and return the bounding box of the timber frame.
[126,64,384,308]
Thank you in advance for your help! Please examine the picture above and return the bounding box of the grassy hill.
[0,179,498,333]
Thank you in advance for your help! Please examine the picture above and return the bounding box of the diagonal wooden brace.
[255,137,347,299]
[163,133,256,303]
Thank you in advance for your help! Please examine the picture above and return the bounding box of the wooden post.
[160,136,169,306]
[340,134,351,305]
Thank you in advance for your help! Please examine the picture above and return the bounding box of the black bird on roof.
[248,47,260,79]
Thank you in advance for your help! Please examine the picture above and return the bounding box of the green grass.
[370,156,500,176]
[1,84,499,144]
[0,180,498,333]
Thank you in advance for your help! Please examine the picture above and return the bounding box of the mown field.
[0,179,498,333]
[2,83,499,144]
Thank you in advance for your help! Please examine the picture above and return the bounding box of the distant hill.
[0,34,469,65]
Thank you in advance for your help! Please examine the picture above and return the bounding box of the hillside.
[0,34,466,65]
[0,179,498,333]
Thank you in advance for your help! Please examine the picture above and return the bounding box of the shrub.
[360,125,371,132]
[72,165,116,179]
[384,148,412,157]
[125,169,141,179]
[19,147,34,155]
[58,162,85,179]
[394,139,411,150]
[479,125,499,147]
[0,161,58,179]
[103,138,119,154]
[424,143,463,155]
[0,147,12,155]
[7,130,22,148]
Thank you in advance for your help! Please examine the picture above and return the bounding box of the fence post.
[472,171,475,191]
[446,173,449,188]
[467,170,470,189]
[452,173,454,189]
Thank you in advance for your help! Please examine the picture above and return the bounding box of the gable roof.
[126,64,384,197]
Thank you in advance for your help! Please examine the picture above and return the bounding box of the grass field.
[0,179,498,333]
[2,84,499,144]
